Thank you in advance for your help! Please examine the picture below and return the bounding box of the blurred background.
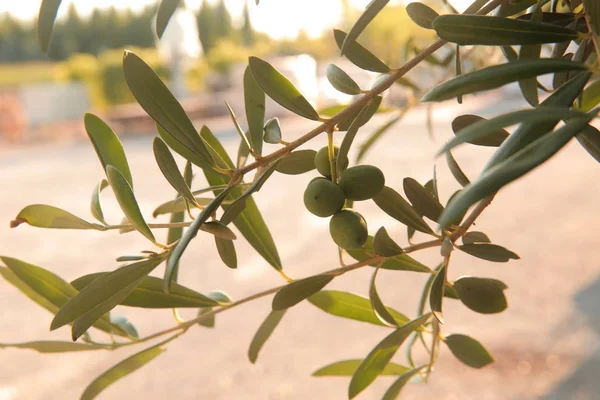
[2,1,600,399]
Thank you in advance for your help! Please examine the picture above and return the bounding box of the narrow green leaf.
[577,124,600,163]
[433,15,580,46]
[243,66,266,155]
[11,205,101,230]
[347,236,432,273]
[152,197,228,217]
[38,0,62,53]
[444,334,494,368]
[580,79,600,112]
[263,117,282,144]
[342,0,389,55]
[348,313,431,399]
[225,101,254,155]
[333,29,390,73]
[153,138,197,206]
[201,221,236,240]
[381,365,427,400]
[483,72,591,170]
[406,2,439,29]
[215,237,237,269]
[90,179,109,225]
[197,307,215,328]
[201,127,282,271]
[373,227,403,257]
[308,290,409,327]
[373,186,433,234]
[451,114,509,147]
[110,315,139,339]
[453,276,508,314]
[370,268,398,327]
[429,265,447,323]
[123,51,214,168]
[517,2,543,106]
[273,275,334,311]
[338,95,382,131]
[248,309,286,364]
[275,149,317,175]
[462,231,491,245]
[422,59,587,102]
[338,105,372,175]
[51,257,165,339]
[106,165,155,243]
[156,0,180,39]
[446,151,470,187]
[459,243,519,262]
[84,113,133,188]
[81,340,167,400]
[70,272,219,308]
[327,64,361,95]
[313,360,410,377]
[442,108,586,155]
[403,178,445,222]
[165,186,234,290]
[0,258,124,337]
[248,56,319,121]
[356,113,404,163]
[0,341,106,353]
[439,116,594,229]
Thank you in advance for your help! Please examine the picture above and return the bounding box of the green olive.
[314,146,349,178]
[329,209,368,250]
[303,178,346,217]
[339,165,385,201]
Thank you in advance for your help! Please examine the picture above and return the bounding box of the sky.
[0,0,470,39]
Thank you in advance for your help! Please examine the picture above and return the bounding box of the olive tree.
[3,0,600,398]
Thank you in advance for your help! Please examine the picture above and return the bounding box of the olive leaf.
[433,15,580,45]
[275,150,317,175]
[372,227,403,257]
[106,165,156,244]
[313,360,409,377]
[453,276,508,314]
[333,29,390,73]
[429,265,447,323]
[11,205,102,231]
[153,137,198,207]
[451,114,509,147]
[308,290,409,327]
[326,64,361,95]
[38,0,62,53]
[84,113,133,187]
[458,244,519,262]
[248,310,286,363]
[381,365,427,400]
[263,117,282,144]
[272,274,335,311]
[123,51,215,169]
[369,268,398,327]
[248,56,319,121]
[348,313,431,399]
[90,179,109,225]
[244,65,266,156]
[70,273,219,308]
[403,178,445,222]
[215,237,237,269]
[406,2,439,29]
[373,186,433,235]
[155,0,180,39]
[341,0,389,55]
[444,334,494,368]
[422,59,587,102]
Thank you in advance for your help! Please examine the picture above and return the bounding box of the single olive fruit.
[329,209,368,250]
[314,146,349,177]
[303,178,346,217]
[339,165,385,201]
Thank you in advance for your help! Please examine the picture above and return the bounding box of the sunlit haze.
[0,0,472,39]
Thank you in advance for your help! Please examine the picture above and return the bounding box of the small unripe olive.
[329,209,368,250]
[314,146,349,178]
[303,178,345,217]
[339,165,385,201]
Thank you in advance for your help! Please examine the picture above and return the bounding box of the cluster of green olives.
[303,146,385,250]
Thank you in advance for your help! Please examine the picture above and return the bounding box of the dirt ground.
[2,92,600,399]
